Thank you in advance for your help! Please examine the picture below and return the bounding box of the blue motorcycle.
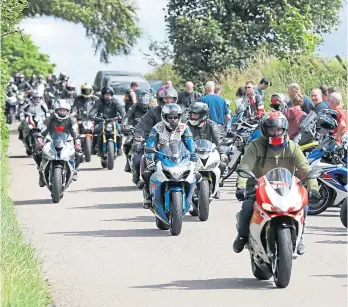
[145,140,196,236]
[306,135,347,215]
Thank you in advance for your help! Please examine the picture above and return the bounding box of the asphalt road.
[8,126,347,307]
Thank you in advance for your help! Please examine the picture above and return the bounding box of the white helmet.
[161,103,182,131]
[54,99,71,122]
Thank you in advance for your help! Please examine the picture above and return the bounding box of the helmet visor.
[139,96,151,105]
[81,88,92,96]
[267,127,284,137]
[56,109,69,117]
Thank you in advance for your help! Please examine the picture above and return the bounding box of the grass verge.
[1,153,51,307]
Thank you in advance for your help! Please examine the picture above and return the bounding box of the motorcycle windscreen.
[160,140,190,165]
[265,168,293,196]
[51,132,69,149]
[195,139,214,153]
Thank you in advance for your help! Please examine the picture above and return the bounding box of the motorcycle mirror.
[144,147,156,154]
[237,168,257,180]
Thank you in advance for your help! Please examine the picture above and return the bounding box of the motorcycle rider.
[7,77,19,95]
[233,111,320,255]
[35,99,82,186]
[28,74,37,87]
[89,85,126,157]
[17,74,31,93]
[61,82,77,101]
[121,90,153,179]
[242,81,264,117]
[186,102,227,185]
[133,87,178,188]
[18,91,49,141]
[270,93,290,113]
[71,83,98,118]
[142,103,197,209]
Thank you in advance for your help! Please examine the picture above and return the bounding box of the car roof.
[100,71,143,77]
[109,75,149,83]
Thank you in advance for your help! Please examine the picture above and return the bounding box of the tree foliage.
[24,0,141,63]
[141,40,174,68]
[165,0,342,82]
[1,0,28,36]
[1,33,55,78]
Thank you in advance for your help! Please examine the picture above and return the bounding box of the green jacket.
[236,136,319,190]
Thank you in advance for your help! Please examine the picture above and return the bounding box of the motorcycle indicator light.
[321,172,333,179]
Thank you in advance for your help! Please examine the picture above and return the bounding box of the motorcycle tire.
[156,217,170,230]
[52,167,63,204]
[107,142,115,170]
[170,191,183,236]
[308,182,333,215]
[101,159,107,168]
[84,136,92,162]
[251,259,272,280]
[273,227,293,288]
[340,199,347,228]
[198,178,210,221]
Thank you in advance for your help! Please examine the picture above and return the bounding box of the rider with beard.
[233,111,320,255]
[186,102,227,190]
[133,87,178,188]
[121,90,153,180]
[35,99,82,186]
[142,103,197,208]
[89,85,126,157]
[18,91,49,140]
[71,83,98,118]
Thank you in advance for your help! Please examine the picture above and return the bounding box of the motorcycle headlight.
[262,203,281,213]
[163,165,189,181]
[105,123,113,132]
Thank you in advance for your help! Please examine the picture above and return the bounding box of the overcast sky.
[20,0,347,87]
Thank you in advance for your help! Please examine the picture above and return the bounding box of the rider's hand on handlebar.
[135,137,144,142]
[190,153,198,162]
[75,143,82,152]
[236,188,247,201]
[308,189,321,203]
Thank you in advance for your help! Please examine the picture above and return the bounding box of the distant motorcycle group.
[6,73,347,289]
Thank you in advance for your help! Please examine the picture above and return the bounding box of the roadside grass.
[1,62,51,306]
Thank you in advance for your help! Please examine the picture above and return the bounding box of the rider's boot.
[39,172,45,187]
[143,189,151,209]
[18,129,23,140]
[117,136,123,156]
[72,170,78,181]
[233,234,248,253]
[124,159,131,172]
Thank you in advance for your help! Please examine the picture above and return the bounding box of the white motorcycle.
[40,132,77,203]
[190,139,221,221]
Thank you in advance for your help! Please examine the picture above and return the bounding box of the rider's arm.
[256,95,265,116]
[89,100,101,118]
[236,142,258,189]
[134,109,155,140]
[210,121,225,153]
[41,102,49,114]
[130,91,137,105]
[293,143,319,191]
[145,127,159,160]
[121,107,135,131]
[68,117,80,143]
[182,126,195,153]
[115,101,126,118]
[40,116,53,138]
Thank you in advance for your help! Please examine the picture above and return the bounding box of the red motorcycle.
[236,167,321,288]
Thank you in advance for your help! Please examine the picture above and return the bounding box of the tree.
[1,0,28,37]
[141,40,174,68]
[165,0,342,82]
[1,33,55,78]
[24,0,141,63]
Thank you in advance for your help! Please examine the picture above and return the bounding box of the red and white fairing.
[248,168,308,263]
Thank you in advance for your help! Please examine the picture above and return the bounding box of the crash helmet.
[54,99,71,122]
[137,90,152,112]
[81,83,93,98]
[65,82,76,97]
[101,86,114,103]
[270,93,290,113]
[59,72,68,81]
[161,103,182,131]
[30,90,43,104]
[162,86,178,104]
[187,102,209,127]
[317,110,338,131]
[261,111,289,149]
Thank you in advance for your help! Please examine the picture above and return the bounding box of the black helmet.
[137,91,152,112]
[161,103,182,131]
[270,93,289,113]
[162,86,178,105]
[187,102,209,126]
[101,86,114,102]
[59,72,68,81]
[261,111,288,149]
[317,111,338,131]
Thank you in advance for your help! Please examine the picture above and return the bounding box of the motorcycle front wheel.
[170,191,183,236]
[52,167,63,203]
[308,183,333,215]
[340,199,347,228]
[273,227,293,288]
[198,178,210,221]
[107,141,115,170]
[84,136,92,162]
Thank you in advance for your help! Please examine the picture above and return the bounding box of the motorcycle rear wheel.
[251,259,272,280]
[273,227,293,288]
[156,217,170,230]
[340,199,347,228]
[107,142,115,170]
[170,191,183,236]
[198,178,210,221]
[84,136,92,162]
[52,167,62,203]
